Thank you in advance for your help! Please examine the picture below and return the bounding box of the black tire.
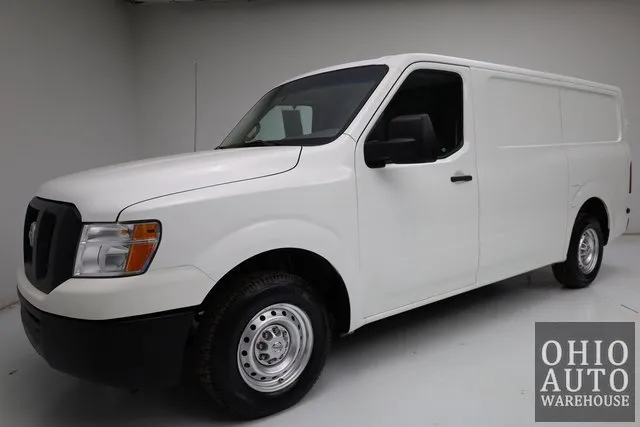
[552,214,604,289]
[193,271,331,420]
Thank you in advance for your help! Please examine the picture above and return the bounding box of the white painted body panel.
[472,69,570,285]
[19,53,631,333]
[118,135,363,322]
[561,87,630,243]
[36,146,301,221]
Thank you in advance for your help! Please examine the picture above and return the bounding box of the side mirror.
[364,114,439,169]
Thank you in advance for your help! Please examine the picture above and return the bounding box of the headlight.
[73,221,161,277]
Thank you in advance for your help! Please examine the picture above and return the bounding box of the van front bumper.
[18,291,195,389]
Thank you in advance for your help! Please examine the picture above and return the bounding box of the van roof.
[285,53,620,94]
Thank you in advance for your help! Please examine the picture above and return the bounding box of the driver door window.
[367,70,463,159]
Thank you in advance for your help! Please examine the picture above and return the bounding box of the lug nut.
[273,326,281,336]
[262,331,273,341]
[256,342,267,351]
[258,353,269,361]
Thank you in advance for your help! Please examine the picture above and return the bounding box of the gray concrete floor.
[1,236,639,427]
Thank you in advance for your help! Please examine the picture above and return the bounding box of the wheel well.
[578,198,610,244]
[200,248,351,335]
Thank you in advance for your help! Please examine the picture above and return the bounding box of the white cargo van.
[18,54,631,419]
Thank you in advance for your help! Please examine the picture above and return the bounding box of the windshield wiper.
[243,140,285,147]
[217,140,286,149]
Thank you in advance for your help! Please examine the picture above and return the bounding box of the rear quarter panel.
[561,86,630,245]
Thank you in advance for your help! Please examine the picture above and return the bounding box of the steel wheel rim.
[237,303,314,393]
[577,228,599,274]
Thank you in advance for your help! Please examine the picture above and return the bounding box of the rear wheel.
[552,214,604,288]
[193,271,331,419]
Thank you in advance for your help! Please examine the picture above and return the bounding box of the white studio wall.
[0,0,139,307]
[132,0,640,232]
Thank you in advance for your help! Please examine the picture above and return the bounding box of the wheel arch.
[575,197,610,245]
[190,218,361,333]
[199,248,352,335]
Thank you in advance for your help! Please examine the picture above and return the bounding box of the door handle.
[450,174,473,183]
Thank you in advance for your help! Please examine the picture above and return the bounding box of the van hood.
[37,146,301,221]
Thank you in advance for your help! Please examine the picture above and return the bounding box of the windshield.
[218,65,389,149]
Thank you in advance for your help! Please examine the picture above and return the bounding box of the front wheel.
[552,214,604,289]
[193,272,331,419]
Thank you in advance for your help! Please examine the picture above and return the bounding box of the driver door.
[355,63,479,318]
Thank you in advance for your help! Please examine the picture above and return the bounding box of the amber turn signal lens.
[132,222,159,240]
[125,223,160,273]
